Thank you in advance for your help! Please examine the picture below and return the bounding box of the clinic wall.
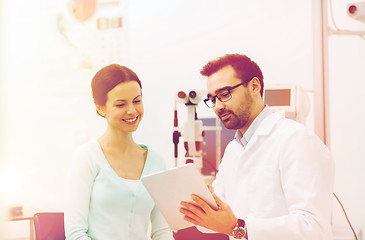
[329,35,365,237]
[0,1,102,238]
[127,0,315,160]
[1,0,7,237]
[326,0,365,235]
[1,0,364,239]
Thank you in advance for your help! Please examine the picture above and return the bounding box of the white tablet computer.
[141,163,218,231]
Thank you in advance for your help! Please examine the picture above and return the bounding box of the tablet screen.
[141,164,218,231]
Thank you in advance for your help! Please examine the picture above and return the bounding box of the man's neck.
[239,104,265,136]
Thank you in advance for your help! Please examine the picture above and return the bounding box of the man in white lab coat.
[180,54,334,240]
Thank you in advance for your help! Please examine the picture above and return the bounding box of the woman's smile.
[122,116,139,124]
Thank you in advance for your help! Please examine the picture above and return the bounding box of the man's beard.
[217,95,253,130]
[218,109,251,130]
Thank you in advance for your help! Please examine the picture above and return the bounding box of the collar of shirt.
[234,105,272,148]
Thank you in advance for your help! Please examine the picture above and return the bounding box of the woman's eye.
[134,100,142,104]
[116,104,125,107]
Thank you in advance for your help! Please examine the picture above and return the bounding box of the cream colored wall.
[329,35,365,239]
[1,0,364,239]
[326,1,365,237]
[1,0,7,237]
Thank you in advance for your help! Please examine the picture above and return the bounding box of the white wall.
[326,0,365,237]
[1,0,364,239]
[1,1,106,238]
[1,0,7,237]
[127,0,315,164]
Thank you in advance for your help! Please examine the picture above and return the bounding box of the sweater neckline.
[92,138,151,191]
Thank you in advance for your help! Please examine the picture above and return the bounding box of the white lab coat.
[212,112,334,240]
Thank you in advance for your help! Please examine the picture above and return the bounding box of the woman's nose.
[126,104,137,114]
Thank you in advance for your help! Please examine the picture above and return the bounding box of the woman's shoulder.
[72,139,102,165]
[140,144,168,171]
[66,139,101,176]
[74,138,99,154]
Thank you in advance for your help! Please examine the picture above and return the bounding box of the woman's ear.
[95,104,106,118]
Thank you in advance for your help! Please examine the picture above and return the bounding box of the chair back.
[33,212,65,240]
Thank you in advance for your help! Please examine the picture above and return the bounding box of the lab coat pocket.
[245,166,275,214]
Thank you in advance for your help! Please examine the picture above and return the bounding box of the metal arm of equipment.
[173,89,222,173]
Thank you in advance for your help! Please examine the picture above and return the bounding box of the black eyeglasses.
[203,82,246,108]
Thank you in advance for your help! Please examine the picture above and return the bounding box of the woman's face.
[98,81,144,133]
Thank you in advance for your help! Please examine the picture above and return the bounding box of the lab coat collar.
[245,106,272,138]
[254,109,285,136]
[240,110,284,152]
[235,105,278,146]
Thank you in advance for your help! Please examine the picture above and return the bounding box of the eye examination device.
[264,84,310,124]
[173,84,310,175]
[173,90,221,174]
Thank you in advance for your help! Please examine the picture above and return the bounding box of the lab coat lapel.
[245,111,284,150]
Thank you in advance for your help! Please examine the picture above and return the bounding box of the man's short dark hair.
[200,54,264,97]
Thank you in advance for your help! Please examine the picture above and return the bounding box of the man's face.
[206,65,253,131]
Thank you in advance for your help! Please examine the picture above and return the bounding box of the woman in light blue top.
[64,64,173,240]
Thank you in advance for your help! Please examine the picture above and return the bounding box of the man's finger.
[183,215,199,225]
[212,192,226,209]
[181,201,206,215]
[206,183,214,193]
[180,206,205,225]
[191,194,214,213]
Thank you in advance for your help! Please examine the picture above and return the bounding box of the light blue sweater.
[64,139,173,240]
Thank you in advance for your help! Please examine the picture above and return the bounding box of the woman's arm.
[64,148,97,240]
[150,205,174,240]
